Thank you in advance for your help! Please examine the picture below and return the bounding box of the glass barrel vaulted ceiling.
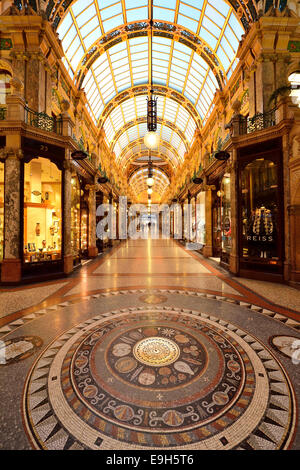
[56,0,245,200]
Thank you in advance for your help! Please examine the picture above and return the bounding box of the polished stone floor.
[0,238,299,450]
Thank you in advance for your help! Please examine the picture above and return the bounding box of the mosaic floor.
[0,239,299,451]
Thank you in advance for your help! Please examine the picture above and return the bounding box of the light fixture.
[147,187,152,195]
[71,150,88,160]
[97,176,108,184]
[193,177,203,184]
[214,151,230,161]
[146,152,154,186]
[147,175,154,186]
[144,0,159,150]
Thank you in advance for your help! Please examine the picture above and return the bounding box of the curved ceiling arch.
[107,117,191,153]
[129,167,170,198]
[45,0,258,32]
[57,2,246,125]
[100,84,200,128]
[129,164,170,183]
[73,23,226,89]
[101,88,199,141]
[121,148,178,173]
[117,137,182,169]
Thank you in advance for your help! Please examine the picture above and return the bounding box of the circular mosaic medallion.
[133,337,180,367]
[0,336,42,366]
[23,309,297,450]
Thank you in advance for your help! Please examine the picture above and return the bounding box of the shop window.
[81,202,88,254]
[0,162,4,262]
[241,159,279,261]
[220,174,231,262]
[23,157,62,263]
[0,70,11,105]
[71,174,81,261]
[196,191,205,245]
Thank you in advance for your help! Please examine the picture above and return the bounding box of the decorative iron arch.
[117,137,182,168]
[74,22,227,91]
[99,84,200,130]
[111,117,190,153]
[40,0,258,35]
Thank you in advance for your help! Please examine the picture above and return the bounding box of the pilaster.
[63,158,73,274]
[1,147,23,283]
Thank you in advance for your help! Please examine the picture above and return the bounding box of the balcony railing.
[239,108,276,135]
[0,107,6,120]
[25,106,62,134]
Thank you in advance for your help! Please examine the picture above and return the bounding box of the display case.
[220,174,231,265]
[71,174,81,265]
[0,161,4,263]
[23,157,62,266]
[196,191,205,247]
[80,201,88,255]
[238,139,283,277]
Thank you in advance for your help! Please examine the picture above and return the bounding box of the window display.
[0,162,4,262]
[196,191,205,246]
[0,70,11,105]
[71,174,81,261]
[220,174,231,263]
[191,197,196,241]
[80,203,88,254]
[240,159,279,261]
[23,157,62,263]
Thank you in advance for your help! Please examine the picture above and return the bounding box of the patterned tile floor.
[0,238,299,451]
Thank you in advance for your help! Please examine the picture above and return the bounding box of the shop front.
[220,173,231,267]
[0,158,4,264]
[0,136,5,265]
[195,190,206,250]
[238,138,283,280]
[70,173,89,267]
[23,154,63,277]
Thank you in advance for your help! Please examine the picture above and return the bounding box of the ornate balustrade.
[239,108,276,134]
[24,106,62,134]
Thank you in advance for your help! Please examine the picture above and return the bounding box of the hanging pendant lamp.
[144,0,159,150]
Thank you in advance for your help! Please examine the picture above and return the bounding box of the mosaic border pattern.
[1,289,299,340]
[22,307,297,451]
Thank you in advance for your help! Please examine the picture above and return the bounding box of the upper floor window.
[289,71,300,107]
[0,70,11,105]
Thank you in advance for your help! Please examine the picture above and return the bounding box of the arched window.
[0,70,11,105]
[289,71,300,107]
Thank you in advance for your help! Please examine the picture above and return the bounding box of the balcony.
[239,108,276,135]
[24,106,62,135]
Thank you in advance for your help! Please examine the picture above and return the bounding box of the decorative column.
[1,148,23,282]
[288,121,300,283]
[63,158,73,274]
[108,192,113,247]
[288,205,300,284]
[86,183,98,258]
[228,152,239,275]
